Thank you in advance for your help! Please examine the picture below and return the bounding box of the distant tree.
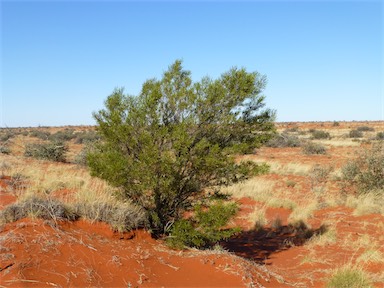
[88,60,275,235]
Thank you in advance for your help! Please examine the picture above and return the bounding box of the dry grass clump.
[326,264,373,288]
[344,192,384,216]
[73,201,147,232]
[0,196,78,224]
[305,225,337,247]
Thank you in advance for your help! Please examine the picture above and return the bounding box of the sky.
[1,0,383,127]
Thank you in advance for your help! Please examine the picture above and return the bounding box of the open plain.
[1,121,383,287]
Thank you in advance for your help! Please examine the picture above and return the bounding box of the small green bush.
[266,133,302,148]
[24,141,68,162]
[341,142,384,194]
[356,126,374,132]
[0,132,14,142]
[74,130,100,144]
[302,142,327,155]
[48,129,76,142]
[332,121,340,127]
[29,130,51,140]
[376,132,384,140]
[349,130,363,138]
[327,266,372,288]
[0,145,11,155]
[310,130,330,140]
[167,202,240,249]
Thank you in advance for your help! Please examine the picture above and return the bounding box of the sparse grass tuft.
[0,196,79,224]
[326,265,372,288]
[73,201,147,232]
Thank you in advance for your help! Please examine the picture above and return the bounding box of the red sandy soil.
[0,218,282,287]
[1,122,384,287]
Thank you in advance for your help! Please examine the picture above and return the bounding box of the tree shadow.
[220,221,327,264]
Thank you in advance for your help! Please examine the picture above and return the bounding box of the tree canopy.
[88,60,275,235]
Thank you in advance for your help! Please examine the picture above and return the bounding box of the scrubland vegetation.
[1,63,383,286]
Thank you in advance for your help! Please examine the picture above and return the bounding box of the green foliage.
[349,129,363,138]
[327,267,372,288]
[266,133,301,148]
[74,130,100,144]
[166,202,240,249]
[0,145,11,155]
[302,142,327,155]
[310,130,330,140]
[48,128,76,142]
[332,121,340,126]
[29,129,51,140]
[376,132,384,140]
[88,60,275,235]
[341,143,384,194]
[24,141,68,162]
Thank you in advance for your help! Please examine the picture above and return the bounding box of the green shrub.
[0,145,11,155]
[48,129,76,142]
[24,141,68,162]
[310,130,330,140]
[74,130,100,144]
[327,266,372,288]
[266,133,301,148]
[349,130,363,138]
[356,126,374,132]
[88,60,275,235]
[0,132,14,142]
[302,142,327,155]
[29,130,51,140]
[341,143,384,194]
[166,202,240,249]
[376,132,384,140]
[332,121,340,126]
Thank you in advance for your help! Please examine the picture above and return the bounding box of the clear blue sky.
[1,1,383,127]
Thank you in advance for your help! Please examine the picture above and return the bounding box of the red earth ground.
[1,122,384,287]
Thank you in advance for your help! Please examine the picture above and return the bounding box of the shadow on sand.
[221,221,327,264]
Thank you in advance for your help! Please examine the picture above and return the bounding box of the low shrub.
[29,130,51,140]
[49,129,76,142]
[310,130,330,140]
[302,142,327,155]
[376,132,384,140]
[166,202,240,249]
[341,142,384,194]
[356,126,374,132]
[0,145,11,155]
[332,121,340,127]
[74,130,100,144]
[266,133,302,148]
[24,141,68,162]
[0,132,15,142]
[349,130,363,138]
